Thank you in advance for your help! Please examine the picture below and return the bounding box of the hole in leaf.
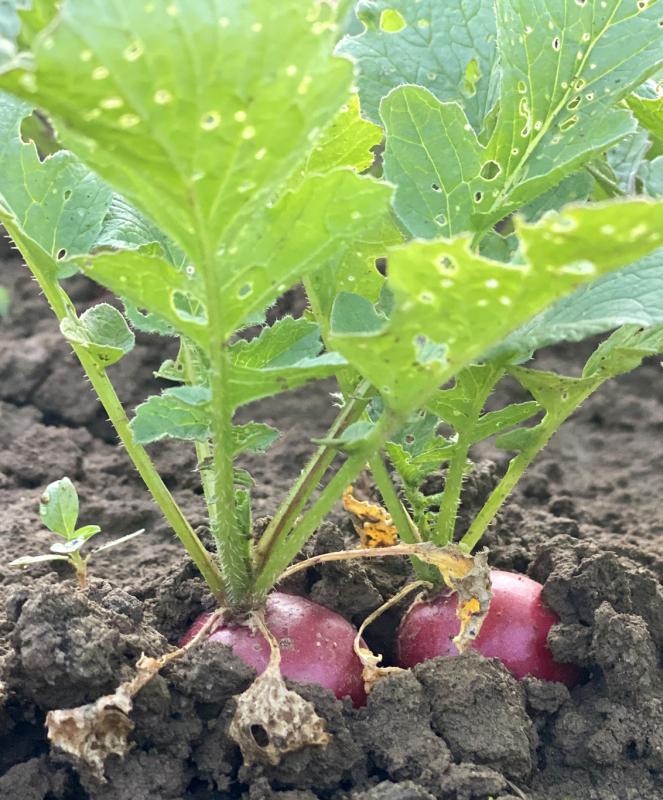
[56,249,67,260]
[250,725,269,748]
[375,257,387,276]
[552,36,561,51]
[64,190,72,200]
[405,434,415,445]
[480,160,502,180]
[437,256,456,273]
[238,283,253,299]
[431,183,441,192]
[379,9,406,32]
[434,212,447,225]
[200,111,221,131]
[517,80,527,94]
[559,116,578,131]
[474,191,483,203]
[566,96,581,111]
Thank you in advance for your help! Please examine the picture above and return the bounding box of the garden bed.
[1,254,663,800]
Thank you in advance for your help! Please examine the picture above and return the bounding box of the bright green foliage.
[227,317,347,407]
[0,1,361,266]
[307,94,382,174]
[131,386,279,452]
[339,0,498,131]
[330,200,663,413]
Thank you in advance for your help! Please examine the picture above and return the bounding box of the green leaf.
[0,93,112,283]
[330,199,663,413]
[339,0,498,130]
[74,524,102,541]
[478,0,663,227]
[72,249,208,347]
[0,1,356,267]
[131,388,279,454]
[232,422,280,455]
[306,94,381,174]
[95,194,186,268]
[60,302,135,367]
[40,477,79,538]
[228,317,346,408]
[628,92,663,158]
[130,386,211,444]
[606,129,650,194]
[641,157,663,197]
[520,172,594,222]
[380,86,484,238]
[379,2,663,238]
[495,250,663,361]
[0,284,10,318]
[583,323,663,378]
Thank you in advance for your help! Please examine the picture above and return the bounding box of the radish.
[396,570,581,687]
[181,592,367,707]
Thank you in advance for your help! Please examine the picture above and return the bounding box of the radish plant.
[0,0,663,723]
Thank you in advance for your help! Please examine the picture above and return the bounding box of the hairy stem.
[205,298,252,604]
[433,438,471,546]
[28,274,225,599]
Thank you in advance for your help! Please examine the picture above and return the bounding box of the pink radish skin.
[181,592,367,707]
[396,570,581,687]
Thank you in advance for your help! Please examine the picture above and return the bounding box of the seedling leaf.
[40,477,79,538]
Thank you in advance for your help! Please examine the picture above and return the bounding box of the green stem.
[433,437,471,546]
[252,380,372,573]
[180,343,218,535]
[369,453,439,583]
[209,339,251,604]
[253,412,399,598]
[368,454,419,544]
[460,384,600,552]
[30,278,225,599]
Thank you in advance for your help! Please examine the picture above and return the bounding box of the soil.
[2,241,663,800]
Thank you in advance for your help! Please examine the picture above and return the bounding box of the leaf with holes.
[329,199,663,412]
[0,93,112,282]
[339,0,498,131]
[376,1,663,238]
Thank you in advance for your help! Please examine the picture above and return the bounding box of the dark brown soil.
[1,246,663,800]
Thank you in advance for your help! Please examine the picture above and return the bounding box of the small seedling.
[9,477,144,588]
